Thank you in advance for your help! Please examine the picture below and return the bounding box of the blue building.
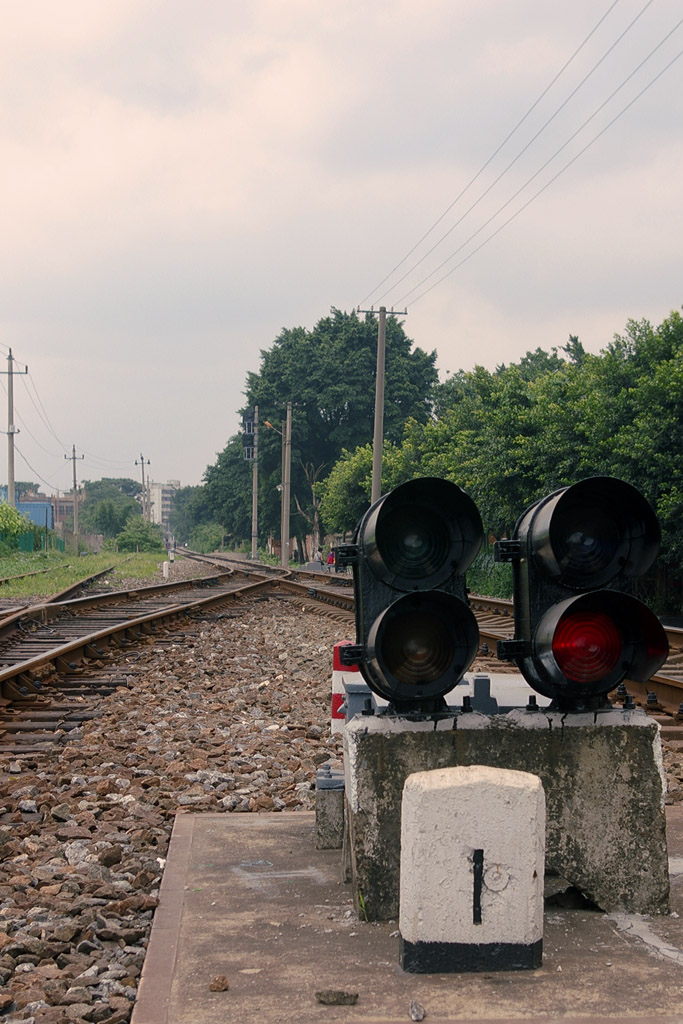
[16,501,54,530]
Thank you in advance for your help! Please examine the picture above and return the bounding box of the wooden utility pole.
[251,407,259,560]
[281,401,292,567]
[2,349,28,507]
[65,445,85,536]
[357,307,407,505]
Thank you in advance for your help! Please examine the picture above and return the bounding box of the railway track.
[3,550,682,750]
[182,551,683,714]
[0,559,358,752]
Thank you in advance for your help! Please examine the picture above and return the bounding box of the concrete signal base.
[343,706,669,921]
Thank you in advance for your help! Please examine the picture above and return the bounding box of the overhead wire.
[399,43,683,308]
[358,0,626,307]
[1,358,132,486]
[372,0,658,308]
[79,448,138,471]
[396,17,683,306]
[14,444,67,491]
[21,372,68,450]
[8,407,64,459]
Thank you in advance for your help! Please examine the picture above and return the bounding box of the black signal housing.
[496,477,668,711]
[338,477,484,714]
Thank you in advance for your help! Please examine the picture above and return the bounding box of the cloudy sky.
[1,0,681,494]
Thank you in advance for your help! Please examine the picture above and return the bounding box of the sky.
[1,0,681,495]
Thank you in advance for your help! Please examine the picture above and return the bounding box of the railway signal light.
[337,477,484,713]
[496,477,668,711]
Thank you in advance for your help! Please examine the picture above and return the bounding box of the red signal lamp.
[496,478,669,711]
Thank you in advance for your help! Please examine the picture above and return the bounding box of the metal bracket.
[338,644,363,667]
[335,544,358,570]
[493,539,521,563]
[497,638,527,660]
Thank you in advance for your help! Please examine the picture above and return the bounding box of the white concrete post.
[399,765,545,972]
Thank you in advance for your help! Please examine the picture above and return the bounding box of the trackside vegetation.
[0,552,172,600]
[172,306,683,612]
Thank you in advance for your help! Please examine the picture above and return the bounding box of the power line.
[396,18,683,306]
[400,44,683,308]
[79,448,138,470]
[22,372,67,450]
[9,407,64,459]
[14,443,64,492]
[373,0,657,308]
[358,0,626,307]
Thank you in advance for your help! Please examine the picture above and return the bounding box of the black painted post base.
[400,936,543,973]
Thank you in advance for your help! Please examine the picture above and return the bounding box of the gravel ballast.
[0,594,345,1023]
[1,576,681,1023]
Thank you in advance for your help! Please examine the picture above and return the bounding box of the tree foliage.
[15,482,41,500]
[0,502,31,538]
[79,479,142,538]
[115,515,165,553]
[202,436,253,545]
[169,485,215,544]
[181,303,683,609]
[190,522,226,552]
[243,308,437,547]
[196,308,437,550]
[321,308,683,609]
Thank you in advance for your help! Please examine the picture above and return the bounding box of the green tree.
[0,502,31,538]
[189,523,226,552]
[243,308,437,546]
[15,482,41,499]
[169,485,215,544]
[317,440,418,534]
[79,479,143,538]
[115,515,165,553]
[203,436,253,545]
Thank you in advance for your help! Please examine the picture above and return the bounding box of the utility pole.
[281,401,292,568]
[135,454,150,521]
[251,407,258,560]
[357,307,407,504]
[1,349,28,507]
[280,416,286,560]
[65,445,85,536]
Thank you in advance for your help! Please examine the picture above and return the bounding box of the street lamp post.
[265,401,292,567]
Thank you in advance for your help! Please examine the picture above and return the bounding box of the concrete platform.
[132,806,683,1024]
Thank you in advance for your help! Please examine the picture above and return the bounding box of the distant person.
[314,547,323,567]
[326,551,335,572]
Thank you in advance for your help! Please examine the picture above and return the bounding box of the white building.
[149,480,180,529]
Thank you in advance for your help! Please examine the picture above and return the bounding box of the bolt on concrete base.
[315,764,344,850]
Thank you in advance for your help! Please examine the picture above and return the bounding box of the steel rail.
[178,554,683,692]
[0,576,275,702]
[0,569,236,638]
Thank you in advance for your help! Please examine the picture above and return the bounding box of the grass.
[0,551,172,600]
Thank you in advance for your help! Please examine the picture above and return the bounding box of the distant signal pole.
[242,409,258,560]
[357,306,407,504]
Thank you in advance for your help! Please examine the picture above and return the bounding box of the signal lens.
[535,477,662,588]
[379,505,451,581]
[552,610,622,683]
[363,477,484,590]
[382,607,455,685]
[366,590,480,700]
[552,504,620,585]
